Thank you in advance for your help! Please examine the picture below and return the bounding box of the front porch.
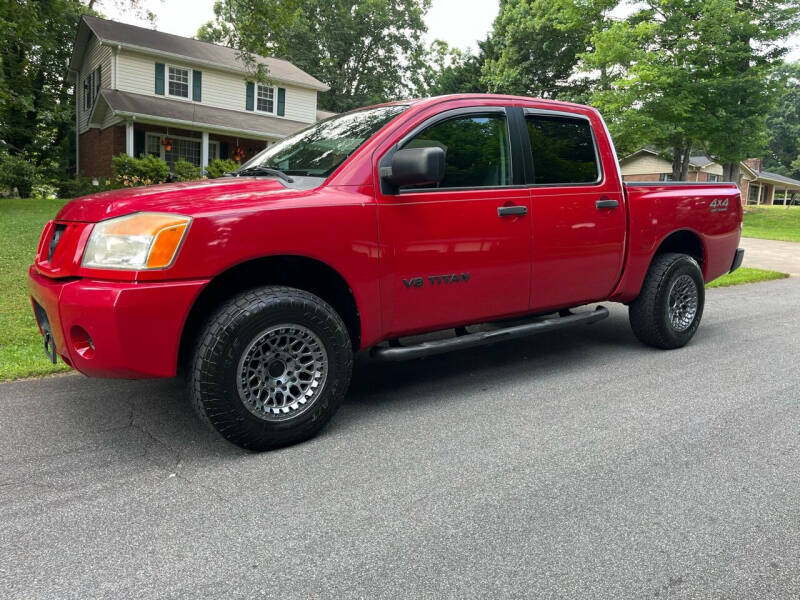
[79,89,311,178]
[129,122,269,170]
[744,178,800,206]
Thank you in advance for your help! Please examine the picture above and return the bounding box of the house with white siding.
[68,15,331,177]
[619,148,800,206]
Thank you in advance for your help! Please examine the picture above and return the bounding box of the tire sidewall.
[656,257,705,346]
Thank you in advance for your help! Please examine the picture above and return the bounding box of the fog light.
[70,326,95,359]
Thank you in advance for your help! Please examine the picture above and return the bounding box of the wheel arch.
[178,255,362,375]
[653,228,706,271]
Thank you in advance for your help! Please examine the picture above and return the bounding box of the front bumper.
[28,266,208,378]
[730,248,745,273]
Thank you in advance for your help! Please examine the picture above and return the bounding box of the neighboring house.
[68,16,330,178]
[619,148,800,205]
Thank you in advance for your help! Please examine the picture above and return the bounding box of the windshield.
[237,105,408,178]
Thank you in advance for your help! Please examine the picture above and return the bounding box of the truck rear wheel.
[189,286,353,451]
[628,252,705,349]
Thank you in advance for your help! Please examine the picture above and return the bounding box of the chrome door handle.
[498,205,528,217]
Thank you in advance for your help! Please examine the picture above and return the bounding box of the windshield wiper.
[230,165,294,183]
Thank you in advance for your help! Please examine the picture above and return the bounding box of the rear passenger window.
[526,115,599,184]
[403,114,512,189]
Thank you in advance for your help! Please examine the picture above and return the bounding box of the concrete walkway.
[741,237,800,276]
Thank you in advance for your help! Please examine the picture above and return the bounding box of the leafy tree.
[481,0,619,101]
[198,0,431,112]
[0,0,157,184]
[585,0,800,181]
[412,40,488,97]
[763,62,800,179]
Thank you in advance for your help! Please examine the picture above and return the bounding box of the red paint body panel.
[28,94,743,379]
[28,267,207,378]
[611,183,742,302]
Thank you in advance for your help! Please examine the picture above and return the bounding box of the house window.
[145,132,220,167]
[165,137,201,166]
[707,174,721,182]
[168,66,190,98]
[145,133,161,157]
[256,84,276,114]
[658,173,674,182]
[83,66,102,111]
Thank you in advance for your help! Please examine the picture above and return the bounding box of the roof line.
[82,15,299,68]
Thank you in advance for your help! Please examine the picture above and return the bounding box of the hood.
[57,177,311,222]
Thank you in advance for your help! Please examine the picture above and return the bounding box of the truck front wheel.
[189,286,353,451]
[628,252,705,349]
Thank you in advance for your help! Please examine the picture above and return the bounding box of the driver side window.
[402,113,512,190]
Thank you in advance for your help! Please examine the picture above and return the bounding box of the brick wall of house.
[79,126,125,179]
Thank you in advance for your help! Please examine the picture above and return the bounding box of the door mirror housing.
[381,147,445,188]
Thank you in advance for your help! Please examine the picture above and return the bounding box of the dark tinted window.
[526,115,599,184]
[403,114,512,189]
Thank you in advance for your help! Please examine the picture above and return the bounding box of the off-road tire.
[189,286,353,451]
[629,252,705,349]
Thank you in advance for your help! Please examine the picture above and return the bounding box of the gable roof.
[70,15,328,92]
[689,155,714,168]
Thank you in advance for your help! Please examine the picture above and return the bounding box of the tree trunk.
[671,146,683,181]
[680,146,691,181]
[671,144,691,181]
[723,162,741,184]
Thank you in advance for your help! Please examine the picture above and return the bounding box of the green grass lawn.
[1,198,69,381]
[742,205,800,243]
[707,266,789,288]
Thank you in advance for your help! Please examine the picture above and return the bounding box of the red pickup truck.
[29,94,743,450]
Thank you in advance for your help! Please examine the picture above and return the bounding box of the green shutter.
[192,70,202,101]
[155,62,165,95]
[246,81,255,111]
[277,87,286,116]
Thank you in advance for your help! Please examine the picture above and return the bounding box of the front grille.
[48,224,66,262]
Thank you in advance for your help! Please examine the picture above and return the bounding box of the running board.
[371,306,609,361]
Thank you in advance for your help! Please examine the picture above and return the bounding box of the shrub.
[0,151,41,197]
[56,176,119,199]
[173,159,203,182]
[30,183,59,199]
[111,153,170,187]
[205,158,239,179]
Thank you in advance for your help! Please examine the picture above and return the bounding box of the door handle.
[498,205,528,217]
[596,198,619,209]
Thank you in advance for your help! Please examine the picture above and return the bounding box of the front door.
[523,109,627,311]
[376,108,531,337]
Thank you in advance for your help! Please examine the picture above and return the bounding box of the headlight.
[82,212,191,270]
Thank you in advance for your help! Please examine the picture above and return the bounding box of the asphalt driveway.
[2,278,800,599]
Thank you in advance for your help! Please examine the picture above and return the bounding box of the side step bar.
[371,306,609,362]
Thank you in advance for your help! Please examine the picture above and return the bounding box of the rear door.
[375,106,531,337]
[523,108,626,311]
